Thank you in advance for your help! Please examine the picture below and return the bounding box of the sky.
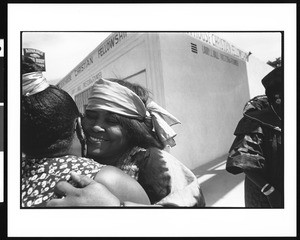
[22,31,282,85]
[22,32,111,85]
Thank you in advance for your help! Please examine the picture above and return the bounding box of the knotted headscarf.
[86,78,181,147]
[22,72,50,96]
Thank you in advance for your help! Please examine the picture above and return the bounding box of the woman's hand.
[46,172,121,207]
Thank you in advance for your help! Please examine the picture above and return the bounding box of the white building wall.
[157,33,250,169]
[57,32,274,170]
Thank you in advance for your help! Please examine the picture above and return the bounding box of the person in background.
[21,56,150,207]
[48,78,205,207]
[226,67,283,208]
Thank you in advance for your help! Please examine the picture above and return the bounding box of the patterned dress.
[226,95,283,207]
[21,155,105,207]
[115,147,206,207]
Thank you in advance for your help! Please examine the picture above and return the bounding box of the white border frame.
[7,3,297,237]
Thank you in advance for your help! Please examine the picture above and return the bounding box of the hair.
[21,57,80,158]
[106,78,164,150]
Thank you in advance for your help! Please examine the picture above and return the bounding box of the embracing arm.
[47,169,153,207]
[94,165,150,205]
[46,149,205,208]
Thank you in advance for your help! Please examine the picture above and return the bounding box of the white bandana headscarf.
[22,72,50,96]
[86,78,181,147]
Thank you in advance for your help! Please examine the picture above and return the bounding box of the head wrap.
[86,78,181,147]
[146,100,180,147]
[22,72,50,96]
[261,67,283,95]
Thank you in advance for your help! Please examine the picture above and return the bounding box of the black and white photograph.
[21,30,282,209]
[3,3,298,238]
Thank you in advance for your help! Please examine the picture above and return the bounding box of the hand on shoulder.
[47,172,121,207]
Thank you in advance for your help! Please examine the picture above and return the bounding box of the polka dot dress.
[21,155,105,207]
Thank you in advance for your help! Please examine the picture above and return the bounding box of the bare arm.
[47,171,153,207]
[94,166,150,205]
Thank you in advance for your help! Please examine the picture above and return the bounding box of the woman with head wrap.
[21,56,150,207]
[50,78,206,207]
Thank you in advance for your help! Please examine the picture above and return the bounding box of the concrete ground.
[192,154,245,207]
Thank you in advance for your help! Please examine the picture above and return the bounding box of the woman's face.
[82,109,130,164]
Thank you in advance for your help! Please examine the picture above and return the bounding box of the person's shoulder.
[147,147,176,160]
[234,95,272,135]
[144,147,183,168]
[243,95,269,115]
[142,148,197,185]
[242,95,280,131]
[61,155,105,168]
[95,165,124,179]
[94,165,138,189]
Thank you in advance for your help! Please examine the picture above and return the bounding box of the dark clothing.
[116,147,206,207]
[226,95,283,207]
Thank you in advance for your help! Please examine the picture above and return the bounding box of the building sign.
[23,48,46,71]
[58,32,128,89]
[70,71,102,95]
[74,57,94,77]
[202,45,239,66]
[57,57,94,88]
[187,32,249,62]
[98,32,127,58]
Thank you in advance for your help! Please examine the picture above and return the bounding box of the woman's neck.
[67,135,83,157]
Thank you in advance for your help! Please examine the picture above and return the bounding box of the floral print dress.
[21,155,105,207]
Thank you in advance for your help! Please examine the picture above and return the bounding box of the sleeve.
[138,148,206,207]
[226,118,266,175]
